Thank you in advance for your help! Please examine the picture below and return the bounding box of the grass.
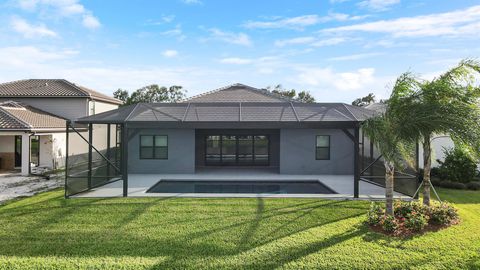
[0,188,479,269]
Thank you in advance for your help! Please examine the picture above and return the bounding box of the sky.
[0,0,479,102]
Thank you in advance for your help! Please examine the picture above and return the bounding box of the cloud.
[82,14,101,29]
[16,0,101,29]
[162,50,178,58]
[206,28,252,46]
[0,46,77,68]
[274,36,347,47]
[328,52,383,61]
[181,0,202,4]
[219,57,253,64]
[311,37,347,47]
[274,36,316,47]
[10,17,57,38]
[296,67,376,91]
[243,12,368,30]
[160,24,186,41]
[358,0,400,11]
[323,5,480,38]
[146,15,176,25]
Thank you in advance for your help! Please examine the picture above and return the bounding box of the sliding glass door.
[205,135,269,166]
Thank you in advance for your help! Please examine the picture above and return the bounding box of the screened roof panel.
[75,102,375,123]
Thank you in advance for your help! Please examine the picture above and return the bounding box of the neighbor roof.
[0,79,123,105]
[0,101,66,131]
[76,102,376,124]
[183,83,291,103]
[364,103,387,113]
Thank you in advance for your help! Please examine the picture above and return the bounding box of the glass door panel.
[14,136,22,167]
[237,136,253,164]
[221,135,237,165]
[254,136,269,165]
[206,136,221,165]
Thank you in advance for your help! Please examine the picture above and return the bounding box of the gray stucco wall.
[0,97,88,120]
[280,128,354,175]
[127,128,195,174]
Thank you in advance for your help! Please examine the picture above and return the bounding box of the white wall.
[39,135,53,168]
[0,97,88,121]
[418,134,455,168]
[90,101,119,115]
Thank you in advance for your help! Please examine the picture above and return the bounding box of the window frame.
[139,135,168,160]
[315,135,330,160]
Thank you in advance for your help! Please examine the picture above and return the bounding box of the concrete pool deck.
[72,168,408,199]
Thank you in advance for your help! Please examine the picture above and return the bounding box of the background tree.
[389,59,480,205]
[113,89,129,103]
[113,85,186,106]
[267,84,315,103]
[352,93,376,107]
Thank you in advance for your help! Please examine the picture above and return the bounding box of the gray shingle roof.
[183,83,291,103]
[0,79,122,105]
[0,101,66,130]
[76,102,376,124]
[364,102,387,113]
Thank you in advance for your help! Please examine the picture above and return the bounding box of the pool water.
[146,180,337,194]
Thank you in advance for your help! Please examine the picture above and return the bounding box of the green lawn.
[0,189,479,270]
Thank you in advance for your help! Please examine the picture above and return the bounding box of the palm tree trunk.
[384,161,395,216]
[422,135,432,206]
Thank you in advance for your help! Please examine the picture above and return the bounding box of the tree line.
[113,84,315,106]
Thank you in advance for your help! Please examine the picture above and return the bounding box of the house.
[64,83,420,199]
[365,102,453,168]
[0,79,122,175]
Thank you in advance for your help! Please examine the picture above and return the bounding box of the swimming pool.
[146,180,337,194]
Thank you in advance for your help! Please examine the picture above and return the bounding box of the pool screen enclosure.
[65,122,125,197]
[65,102,420,198]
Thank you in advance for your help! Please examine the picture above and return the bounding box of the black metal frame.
[315,135,330,160]
[139,135,168,160]
[358,130,420,197]
[65,122,125,198]
[204,134,270,166]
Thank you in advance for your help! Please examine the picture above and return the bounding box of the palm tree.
[389,59,480,205]
[363,111,412,215]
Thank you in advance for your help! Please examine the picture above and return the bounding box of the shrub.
[404,212,429,231]
[367,203,384,225]
[429,203,459,226]
[394,201,425,218]
[466,182,480,190]
[439,181,467,190]
[381,215,399,233]
[437,147,478,183]
[366,200,459,235]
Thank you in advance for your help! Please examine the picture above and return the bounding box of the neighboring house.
[0,79,122,175]
[365,102,454,167]
[70,83,378,197]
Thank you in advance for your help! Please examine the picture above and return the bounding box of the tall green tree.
[113,85,186,106]
[363,111,413,215]
[352,93,376,107]
[267,84,315,103]
[389,59,480,205]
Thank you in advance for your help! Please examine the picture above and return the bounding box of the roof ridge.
[0,104,32,128]
[341,103,359,121]
[60,79,91,97]
[182,83,240,102]
[125,103,141,122]
[182,83,293,103]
